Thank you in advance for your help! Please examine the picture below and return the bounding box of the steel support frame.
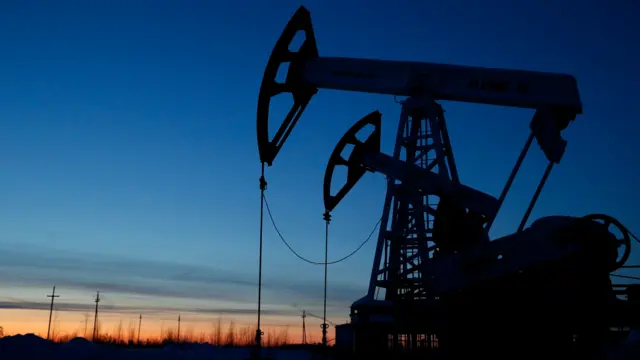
[366,96,458,303]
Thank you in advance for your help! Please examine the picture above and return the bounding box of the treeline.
[15,319,295,348]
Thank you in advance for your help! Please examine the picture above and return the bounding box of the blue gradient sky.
[0,0,638,337]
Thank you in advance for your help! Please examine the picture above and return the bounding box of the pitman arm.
[323,111,499,220]
[361,152,499,218]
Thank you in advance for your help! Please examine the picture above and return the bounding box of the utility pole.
[301,310,307,345]
[137,314,142,344]
[46,286,60,340]
[177,314,181,343]
[92,291,100,342]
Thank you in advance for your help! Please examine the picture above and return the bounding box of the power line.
[46,286,59,340]
[305,311,335,326]
[263,194,381,265]
[266,188,640,274]
[266,195,640,270]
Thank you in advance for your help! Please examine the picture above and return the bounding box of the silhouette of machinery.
[257,6,638,359]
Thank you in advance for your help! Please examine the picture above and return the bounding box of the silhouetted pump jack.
[255,5,637,360]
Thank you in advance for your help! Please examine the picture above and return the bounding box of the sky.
[0,0,638,342]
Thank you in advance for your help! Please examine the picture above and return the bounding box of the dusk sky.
[0,0,638,341]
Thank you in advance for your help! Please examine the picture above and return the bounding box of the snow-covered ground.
[2,332,640,359]
[0,334,317,360]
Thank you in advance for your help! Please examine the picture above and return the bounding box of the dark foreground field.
[2,332,640,360]
[0,334,331,360]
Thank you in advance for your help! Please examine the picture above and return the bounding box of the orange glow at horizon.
[0,309,330,344]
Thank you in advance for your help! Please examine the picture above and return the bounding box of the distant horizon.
[0,307,317,345]
[0,241,354,329]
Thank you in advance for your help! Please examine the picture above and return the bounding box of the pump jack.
[257,6,638,359]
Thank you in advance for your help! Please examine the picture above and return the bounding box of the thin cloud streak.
[0,300,293,317]
[0,243,366,313]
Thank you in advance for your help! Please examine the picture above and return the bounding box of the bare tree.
[184,326,194,343]
[279,326,290,345]
[51,312,60,341]
[225,320,236,346]
[114,320,123,344]
[214,316,223,345]
[127,320,136,344]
